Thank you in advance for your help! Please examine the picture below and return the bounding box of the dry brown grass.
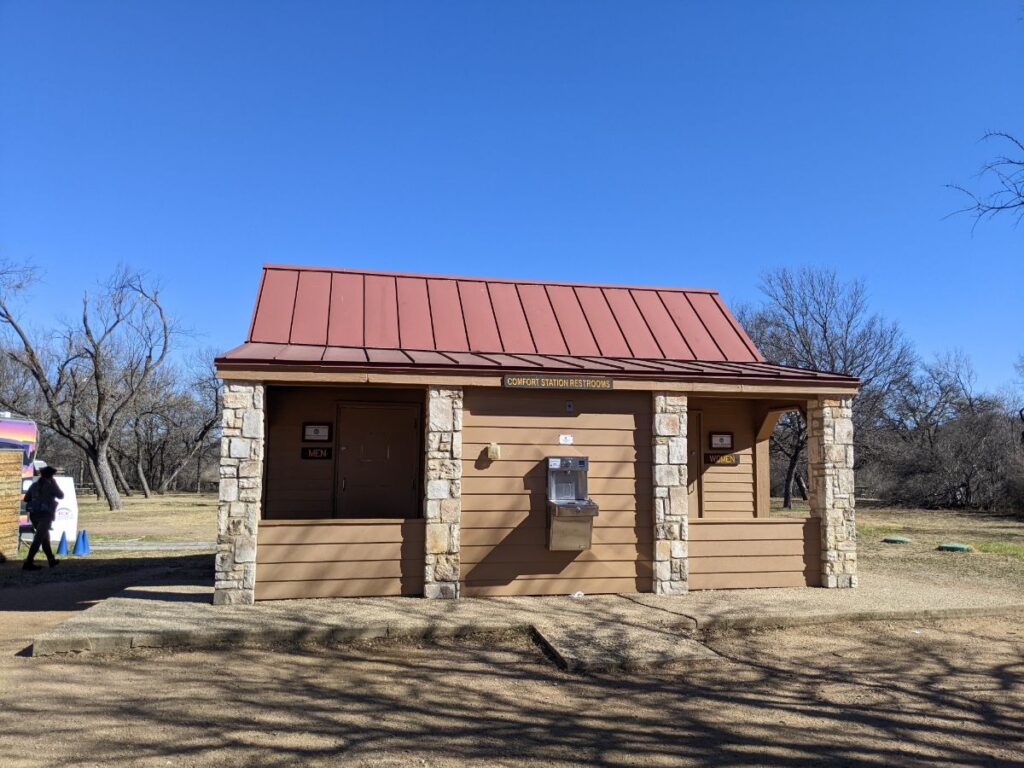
[773,497,1024,592]
[78,491,217,544]
[0,493,216,588]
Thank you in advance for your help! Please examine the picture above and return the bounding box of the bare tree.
[117,354,221,496]
[948,132,1024,229]
[879,353,1024,510]
[740,267,916,507]
[0,261,172,510]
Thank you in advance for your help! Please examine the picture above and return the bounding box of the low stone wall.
[0,450,22,561]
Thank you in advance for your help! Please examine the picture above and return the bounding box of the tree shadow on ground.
[0,554,212,613]
[3,617,1022,767]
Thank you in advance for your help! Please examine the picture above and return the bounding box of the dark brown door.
[335,404,420,519]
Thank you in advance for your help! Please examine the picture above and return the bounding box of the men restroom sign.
[301,446,333,460]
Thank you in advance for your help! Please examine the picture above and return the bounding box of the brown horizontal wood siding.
[690,398,758,519]
[255,519,424,599]
[461,388,652,597]
[688,518,821,589]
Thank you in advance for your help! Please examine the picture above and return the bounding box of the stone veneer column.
[652,392,688,595]
[807,397,857,588]
[214,381,265,605]
[423,386,462,599]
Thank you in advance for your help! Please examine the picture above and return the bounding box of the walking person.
[23,466,63,571]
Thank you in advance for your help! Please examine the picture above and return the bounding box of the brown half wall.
[689,518,821,589]
[255,519,425,599]
[460,388,652,597]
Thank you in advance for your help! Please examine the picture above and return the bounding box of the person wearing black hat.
[23,466,64,571]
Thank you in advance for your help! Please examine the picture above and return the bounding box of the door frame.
[333,401,423,519]
[687,410,704,519]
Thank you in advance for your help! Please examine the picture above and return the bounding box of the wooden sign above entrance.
[503,375,613,391]
[704,453,740,466]
[301,446,333,460]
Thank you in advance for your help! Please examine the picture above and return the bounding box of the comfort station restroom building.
[214,265,859,604]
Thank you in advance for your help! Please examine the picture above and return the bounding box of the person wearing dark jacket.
[23,466,64,571]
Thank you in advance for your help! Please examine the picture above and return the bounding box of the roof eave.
[214,357,860,392]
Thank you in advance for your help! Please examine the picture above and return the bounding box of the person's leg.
[39,527,56,565]
[24,528,43,568]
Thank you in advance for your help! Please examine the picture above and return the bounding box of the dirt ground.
[0,616,1021,767]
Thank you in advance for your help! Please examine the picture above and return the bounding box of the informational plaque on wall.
[303,423,332,442]
[709,432,733,450]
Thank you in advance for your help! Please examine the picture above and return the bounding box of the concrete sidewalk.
[29,572,1024,671]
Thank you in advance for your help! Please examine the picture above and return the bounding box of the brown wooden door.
[335,404,420,519]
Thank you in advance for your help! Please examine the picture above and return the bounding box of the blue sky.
[1,1,1022,388]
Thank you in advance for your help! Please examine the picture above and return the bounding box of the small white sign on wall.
[559,434,574,445]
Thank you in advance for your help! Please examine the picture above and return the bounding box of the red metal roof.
[245,265,763,362]
[217,265,859,388]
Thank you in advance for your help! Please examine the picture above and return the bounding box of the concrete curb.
[32,622,534,658]
[31,602,1024,666]
[690,604,1024,632]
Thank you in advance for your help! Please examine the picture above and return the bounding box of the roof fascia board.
[215,366,859,396]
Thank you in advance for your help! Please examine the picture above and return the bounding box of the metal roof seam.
[628,289,668,359]
[423,280,438,350]
[285,269,300,344]
[654,290,696,360]
[455,280,473,355]
[324,268,335,348]
[513,283,540,355]
[683,291,727,361]
[569,285,601,356]
[600,288,637,358]
[579,355,631,372]
[711,293,762,362]
[650,358,695,372]
[543,354,587,370]
[358,273,366,347]
[392,276,401,349]
[483,282,507,353]
[542,284,573,356]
